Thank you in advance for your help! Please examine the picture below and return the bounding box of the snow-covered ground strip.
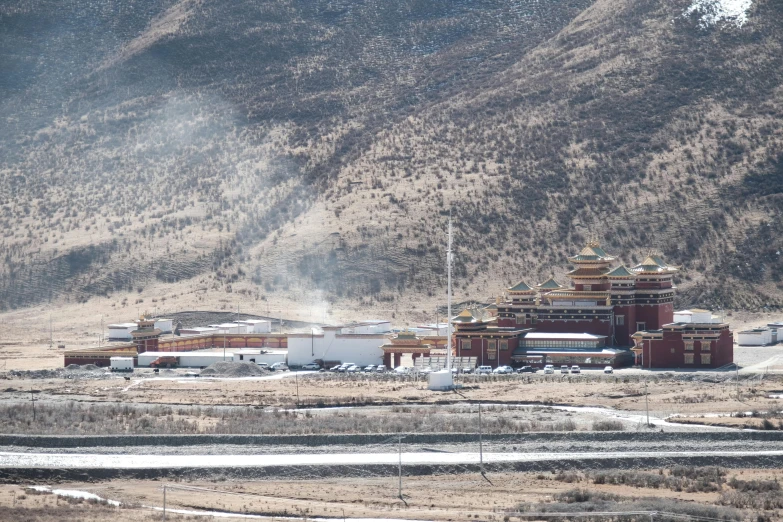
[28,486,432,521]
[684,0,753,28]
[5,450,783,469]
[27,485,121,506]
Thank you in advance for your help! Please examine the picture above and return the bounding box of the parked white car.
[270,362,288,371]
[346,364,362,373]
[394,366,410,374]
[604,366,614,374]
[301,363,320,370]
[493,365,514,374]
[363,365,376,372]
[375,364,387,373]
[476,365,493,375]
[544,364,555,374]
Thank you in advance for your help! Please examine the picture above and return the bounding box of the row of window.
[684,341,714,351]
[520,340,601,348]
[459,339,508,352]
[684,354,711,364]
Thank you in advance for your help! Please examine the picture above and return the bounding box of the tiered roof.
[567,241,616,264]
[606,265,636,278]
[507,281,535,293]
[536,277,564,291]
[566,266,611,278]
[631,255,678,275]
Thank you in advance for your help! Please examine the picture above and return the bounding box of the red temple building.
[131,316,162,353]
[497,242,677,346]
[452,241,734,370]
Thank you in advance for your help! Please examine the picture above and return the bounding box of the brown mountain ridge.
[0,0,781,317]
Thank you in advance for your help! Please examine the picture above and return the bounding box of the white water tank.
[428,369,454,391]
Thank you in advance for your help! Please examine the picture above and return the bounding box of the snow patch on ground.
[684,0,752,28]
[27,486,121,506]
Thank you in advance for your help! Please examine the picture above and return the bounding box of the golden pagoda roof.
[606,265,636,278]
[395,329,419,340]
[453,309,481,323]
[507,281,535,293]
[566,266,611,278]
[536,277,564,290]
[631,255,679,274]
[567,241,616,263]
[544,290,610,299]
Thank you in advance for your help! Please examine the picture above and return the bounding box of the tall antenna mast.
[446,217,453,371]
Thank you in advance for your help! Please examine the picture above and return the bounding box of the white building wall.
[737,329,773,346]
[180,327,218,336]
[232,350,287,364]
[236,320,272,333]
[107,323,136,341]
[287,329,386,366]
[154,319,173,334]
[109,357,134,371]
[212,323,244,334]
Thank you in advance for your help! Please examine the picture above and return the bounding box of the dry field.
[2,368,783,432]
[3,468,782,521]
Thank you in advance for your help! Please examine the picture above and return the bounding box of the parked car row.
[301,362,615,375]
[327,363,389,373]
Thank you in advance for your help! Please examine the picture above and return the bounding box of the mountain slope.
[0,0,781,316]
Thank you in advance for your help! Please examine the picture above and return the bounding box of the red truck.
[150,356,179,369]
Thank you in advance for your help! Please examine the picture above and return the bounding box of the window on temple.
[701,353,711,365]
[684,341,694,351]
[461,339,472,351]
[636,322,646,332]
[616,315,624,326]
[531,316,538,325]
[516,314,525,325]
[684,353,694,364]
[488,340,497,351]
[584,285,592,291]
[488,349,496,360]
[500,340,508,351]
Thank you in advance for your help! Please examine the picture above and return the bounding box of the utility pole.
[478,402,484,475]
[645,380,650,427]
[295,370,300,407]
[398,435,403,501]
[446,218,453,372]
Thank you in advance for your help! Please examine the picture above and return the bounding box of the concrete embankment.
[2,431,783,448]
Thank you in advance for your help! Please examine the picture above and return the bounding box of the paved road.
[3,450,783,469]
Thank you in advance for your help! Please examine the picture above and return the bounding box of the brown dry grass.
[2,469,779,521]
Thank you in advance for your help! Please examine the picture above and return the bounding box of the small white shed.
[737,328,773,346]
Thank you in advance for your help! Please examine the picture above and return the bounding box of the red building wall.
[642,328,733,369]
[612,304,636,346]
[454,335,518,368]
[634,303,673,332]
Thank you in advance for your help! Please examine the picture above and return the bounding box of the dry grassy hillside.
[1,0,782,320]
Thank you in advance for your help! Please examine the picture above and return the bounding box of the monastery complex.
[452,241,734,369]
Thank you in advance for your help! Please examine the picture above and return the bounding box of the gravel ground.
[734,345,783,368]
